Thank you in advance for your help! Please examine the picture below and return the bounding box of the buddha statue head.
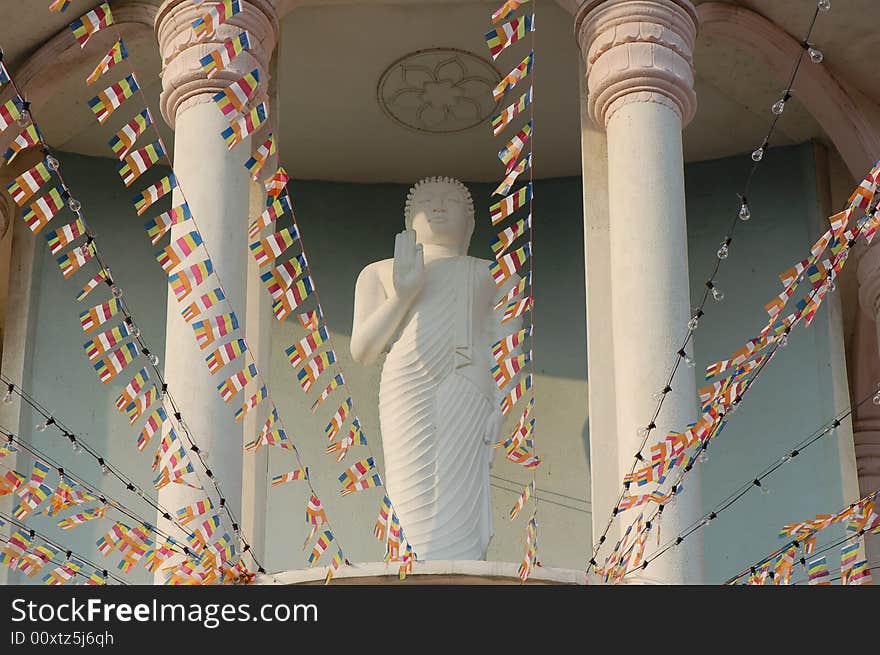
[404,176,475,255]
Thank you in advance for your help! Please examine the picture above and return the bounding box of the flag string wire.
[587,3,825,574]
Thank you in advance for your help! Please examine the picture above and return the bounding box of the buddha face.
[407,181,473,251]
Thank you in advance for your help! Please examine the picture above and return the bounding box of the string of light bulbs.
[0,56,264,574]
[587,0,833,573]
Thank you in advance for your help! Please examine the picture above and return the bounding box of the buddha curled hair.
[404,177,476,248]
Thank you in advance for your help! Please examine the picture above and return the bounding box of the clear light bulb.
[129,324,141,338]
[739,203,751,221]
[779,334,789,347]
[35,421,48,432]
[752,148,764,162]
[818,0,831,12]
[46,156,59,171]
[148,353,160,366]
[687,317,699,331]
[771,99,786,116]
[16,109,30,127]
[100,462,109,475]
[111,285,123,299]
[68,198,81,213]
[872,391,880,406]
[3,386,13,404]
[809,47,824,64]
[717,244,729,260]
[712,287,725,302]
[684,353,695,368]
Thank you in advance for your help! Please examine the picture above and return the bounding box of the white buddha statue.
[351,176,517,560]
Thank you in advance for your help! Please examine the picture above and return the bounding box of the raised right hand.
[393,229,425,301]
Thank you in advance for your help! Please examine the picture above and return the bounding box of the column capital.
[154,0,279,127]
[575,0,698,128]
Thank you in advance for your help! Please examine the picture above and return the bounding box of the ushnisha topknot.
[404,176,475,229]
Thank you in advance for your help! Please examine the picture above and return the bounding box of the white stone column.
[576,0,703,584]
[154,0,278,576]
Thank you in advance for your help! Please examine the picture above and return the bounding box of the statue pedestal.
[255,561,585,585]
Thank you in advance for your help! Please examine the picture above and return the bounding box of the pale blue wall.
[5,143,849,582]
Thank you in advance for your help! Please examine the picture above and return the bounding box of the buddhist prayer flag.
[118,140,164,187]
[168,259,214,302]
[133,175,176,216]
[485,14,535,60]
[298,309,322,331]
[492,87,532,136]
[1,530,33,568]
[245,133,276,180]
[264,167,289,200]
[840,542,860,585]
[501,373,532,416]
[3,124,41,164]
[58,507,107,530]
[311,373,344,413]
[116,367,150,411]
[325,548,344,584]
[490,183,532,225]
[156,231,203,273]
[43,560,82,586]
[217,363,258,402]
[325,397,353,440]
[0,97,22,133]
[7,160,51,206]
[510,481,534,520]
[221,101,268,149]
[124,386,159,425]
[70,3,113,48]
[200,31,251,78]
[192,312,239,350]
[87,39,128,85]
[175,499,214,526]
[498,121,532,172]
[0,61,8,86]
[327,418,366,461]
[45,218,85,255]
[213,69,260,117]
[490,244,530,286]
[341,473,382,496]
[492,351,531,389]
[109,109,153,160]
[286,326,329,369]
[493,51,534,101]
[181,287,226,324]
[234,385,268,423]
[501,295,532,323]
[50,0,72,11]
[145,203,192,245]
[250,226,298,267]
[76,270,108,302]
[297,350,336,393]
[807,556,830,585]
[849,559,872,585]
[494,153,531,197]
[307,530,334,565]
[89,74,139,125]
[80,298,120,333]
[94,342,139,383]
[249,195,291,238]
[137,408,166,451]
[205,338,248,375]
[192,0,242,41]
[271,469,307,487]
[261,253,308,300]
[493,325,532,362]
[83,322,130,361]
[494,272,530,311]
[272,276,314,321]
[18,544,60,577]
[58,242,96,278]
[338,457,375,488]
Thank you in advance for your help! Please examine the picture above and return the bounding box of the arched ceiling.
[1,0,877,183]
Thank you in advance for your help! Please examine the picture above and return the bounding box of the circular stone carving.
[378,48,501,134]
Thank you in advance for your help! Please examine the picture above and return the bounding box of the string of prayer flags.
[137,408,166,451]
[156,231,203,273]
[23,187,64,234]
[492,351,531,389]
[146,204,192,245]
[490,183,532,225]
[1,471,25,498]
[58,242,96,278]
[261,253,308,300]
[510,481,534,520]
[286,327,329,369]
[80,297,120,334]
[212,69,260,117]
[43,560,81,586]
[168,260,213,302]
[270,469,307,487]
[181,287,225,323]
[109,108,153,160]
[205,338,248,375]
[311,373,344,413]
[200,31,251,79]
[498,120,532,172]
[192,0,242,41]
[494,273,530,311]
[264,168,289,200]
[501,295,532,323]
[175,499,214,526]
[46,218,86,255]
[489,244,530,286]
[518,515,538,581]
[116,367,150,411]
[491,216,531,259]
[58,507,107,530]
[492,0,529,24]
[245,133,276,180]
[501,374,533,417]
[3,124,41,164]
[249,195,291,238]
[83,322,130,362]
[326,419,366,462]
[0,97,22,133]
[94,342,139,384]
[493,51,534,101]
[234,385,267,423]
[272,276,314,321]
[307,530,334,566]
[217,363,258,402]
[485,14,535,60]
[118,140,164,187]
[89,73,139,125]
[124,386,160,425]
[493,325,532,361]
[87,39,128,85]
[133,174,176,216]
[70,2,113,48]
[297,351,336,393]
[18,544,60,577]
[325,398,352,441]
[7,159,51,206]
[0,530,32,567]
[491,87,532,136]
[192,312,239,350]
[250,226,298,267]
[494,154,532,197]
[221,102,268,149]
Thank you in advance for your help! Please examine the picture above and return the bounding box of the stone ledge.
[255,560,586,585]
